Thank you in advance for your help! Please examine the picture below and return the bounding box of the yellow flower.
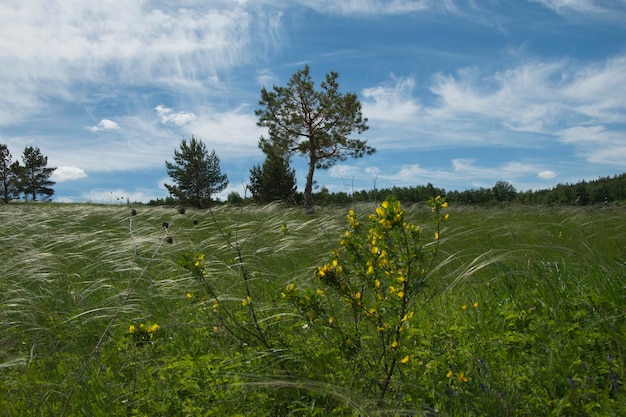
[434,231,439,240]
[147,323,159,333]
[186,293,193,298]
[461,304,467,310]
[328,316,334,324]
[397,291,405,299]
[400,355,410,364]
[442,201,448,208]
[473,301,479,308]
[446,370,453,378]
[457,372,468,383]
[129,325,136,334]
[444,213,450,220]
[316,288,325,295]
[374,279,381,288]
[390,340,398,348]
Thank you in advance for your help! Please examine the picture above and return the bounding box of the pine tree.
[249,146,297,204]
[165,136,228,208]
[256,64,374,211]
[0,144,20,203]
[20,146,56,201]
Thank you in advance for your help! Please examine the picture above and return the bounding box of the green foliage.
[256,64,374,210]
[283,197,449,401]
[249,145,297,204]
[19,146,56,202]
[165,136,228,208]
[0,144,56,203]
[0,202,624,416]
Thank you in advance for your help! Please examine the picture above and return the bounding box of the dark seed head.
[193,219,199,225]
[165,236,173,244]
[162,222,169,229]
[131,209,137,216]
[178,207,186,214]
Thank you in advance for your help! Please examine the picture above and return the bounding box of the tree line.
[0,144,56,203]
[163,64,373,210]
[162,64,624,210]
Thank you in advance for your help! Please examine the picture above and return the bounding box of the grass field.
[0,201,624,416]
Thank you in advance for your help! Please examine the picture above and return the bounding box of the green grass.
[0,202,624,416]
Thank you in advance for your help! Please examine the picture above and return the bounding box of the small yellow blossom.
[390,340,398,348]
[461,304,467,310]
[316,288,325,295]
[446,370,453,378]
[186,293,193,298]
[473,301,479,308]
[457,372,468,383]
[400,355,410,364]
[397,291,405,299]
[328,316,334,324]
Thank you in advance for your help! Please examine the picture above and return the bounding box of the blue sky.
[1,0,625,203]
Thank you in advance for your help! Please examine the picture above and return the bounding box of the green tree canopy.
[0,144,18,203]
[20,146,56,202]
[255,64,374,211]
[165,136,228,208]
[249,144,297,204]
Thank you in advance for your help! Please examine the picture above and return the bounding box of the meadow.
[0,200,624,416]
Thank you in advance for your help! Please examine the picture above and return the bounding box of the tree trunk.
[303,154,316,213]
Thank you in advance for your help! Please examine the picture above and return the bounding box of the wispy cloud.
[531,0,626,17]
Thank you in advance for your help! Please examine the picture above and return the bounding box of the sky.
[1,0,625,203]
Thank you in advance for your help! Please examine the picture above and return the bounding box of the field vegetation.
[0,201,624,416]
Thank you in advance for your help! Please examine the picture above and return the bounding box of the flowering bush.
[284,197,449,401]
[129,323,160,345]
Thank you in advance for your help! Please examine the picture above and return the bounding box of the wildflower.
[473,301,479,308]
[186,293,193,298]
[457,372,468,383]
[316,288,325,295]
[446,370,453,378]
[328,316,334,324]
[390,340,398,348]
[444,213,450,220]
[461,304,467,310]
[400,355,410,364]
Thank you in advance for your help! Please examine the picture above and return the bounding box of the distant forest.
[148,172,626,207]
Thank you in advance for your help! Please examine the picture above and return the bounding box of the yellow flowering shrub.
[286,197,449,401]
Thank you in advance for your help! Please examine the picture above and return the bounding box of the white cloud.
[538,170,557,179]
[530,0,626,17]
[81,188,160,204]
[51,166,87,182]
[155,105,196,126]
[555,125,626,165]
[362,76,421,123]
[88,119,120,132]
[0,1,282,125]
[300,0,452,15]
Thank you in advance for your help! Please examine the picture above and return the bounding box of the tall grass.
[0,202,624,416]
